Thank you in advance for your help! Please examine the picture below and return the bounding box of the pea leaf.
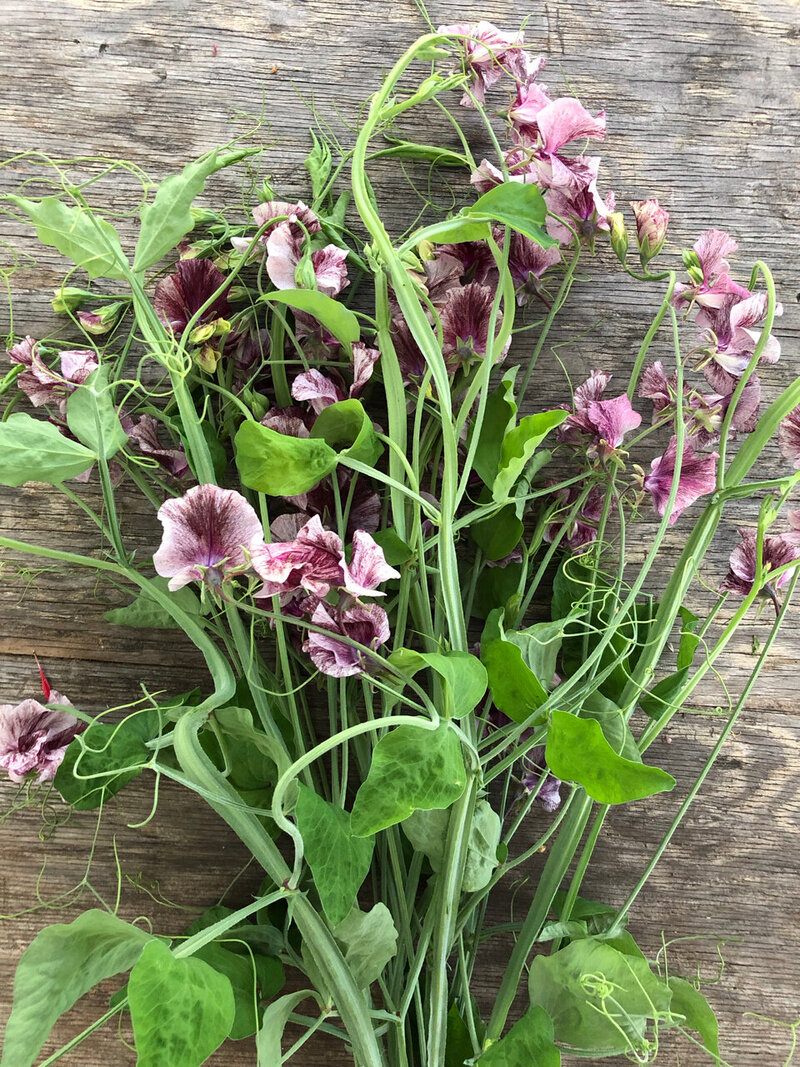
[295,784,374,925]
[482,639,548,725]
[472,371,519,488]
[477,1006,560,1066]
[310,398,382,467]
[504,619,566,687]
[104,577,203,630]
[6,194,129,279]
[371,528,413,566]
[128,940,235,1066]
[416,217,492,246]
[192,943,283,1041]
[493,409,568,502]
[446,1003,475,1067]
[470,503,523,561]
[468,183,558,249]
[1,910,153,1067]
[55,709,161,810]
[304,130,333,205]
[350,723,466,837]
[0,413,95,486]
[265,288,360,348]
[528,939,672,1057]
[134,147,260,272]
[235,418,338,495]
[256,990,322,1067]
[369,140,470,168]
[401,799,501,892]
[667,977,720,1062]
[545,710,675,804]
[64,364,127,459]
[332,904,398,989]
[388,649,488,719]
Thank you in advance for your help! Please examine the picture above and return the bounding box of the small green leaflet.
[304,129,333,205]
[668,976,720,1062]
[477,1006,560,1066]
[369,139,470,168]
[545,710,675,804]
[350,723,466,837]
[332,904,398,989]
[104,577,204,630]
[235,419,338,496]
[0,413,96,486]
[467,182,559,249]
[134,147,260,272]
[191,943,282,1041]
[311,398,383,467]
[401,799,501,892]
[256,990,323,1067]
[493,409,568,502]
[472,371,519,488]
[470,502,524,561]
[0,910,153,1067]
[482,639,548,725]
[389,648,488,719]
[415,217,491,246]
[6,194,129,279]
[504,620,565,690]
[128,940,235,1067]
[295,784,374,925]
[65,365,128,459]
[265,288,360,348]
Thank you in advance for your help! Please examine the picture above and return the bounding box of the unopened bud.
[607,211,629,264]
[52,286,90,314]
[631,199,669,266]
[77,300,126,335]
[682,248,704,286]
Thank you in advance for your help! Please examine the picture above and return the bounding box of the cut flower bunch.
[1,16,799,1067]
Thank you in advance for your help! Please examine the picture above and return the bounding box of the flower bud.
[681,248,704,285]
[631,199,669,266]
[77,300,126,335]
[51,286,91,314]
[606,211,629,264]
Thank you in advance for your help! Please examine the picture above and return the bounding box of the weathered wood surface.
[1,0,799,1063]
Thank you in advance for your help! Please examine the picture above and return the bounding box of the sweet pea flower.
[291,343,380,413]
[558,370,641,455]
[123,414,190,478]
[303,602,390,678]
[346,530,401,596]
[721,528,800,597]
[252,200,321,241]
[521,745,563,812]
[440,282,511,369]
[779,405,800,468]
[8,337,99,411]
[265,224,349,297]
[523,96,606,157]
[545,171,616,247]
[639,361,760,443]
[0,692,83,784]
[153,484,266,591]
[438,20,525,105]
[543,484,604,551]
[497,228,561,305]
[154,258,230,334]
[631,199,669,265]
[643,436,718,524]
[673,229,751,310]
[696,292,781,393]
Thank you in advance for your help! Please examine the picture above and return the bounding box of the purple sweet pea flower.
[440,282,510,370]
[521,745,562,812]
[0,692,83,784]
[779,405,800,468]
[558,371,641,455]
[545,163,616,246]
[154,258,230,334]
[673,229,751,310]
[265,224,349,297]
[497,227,561,305]
[643,436,718,524]
[253,515,348,599]
[303,601,390,677]
[8,337,99,411]
[123,414,190,478]
[252,200,321,240]
[631,199,669,265]
[530,97,606,157]
[721,528,800,597]
[153,484,266,591]
[291,343,379,414]
[347,531,401,596]
[438,20,525,106]
[639,361,760,443]
[695,292,781,394]
[543,484,605,551]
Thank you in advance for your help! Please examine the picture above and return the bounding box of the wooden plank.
[1,0,799,1063]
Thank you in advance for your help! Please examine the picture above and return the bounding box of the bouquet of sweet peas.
[1,15,799,1066]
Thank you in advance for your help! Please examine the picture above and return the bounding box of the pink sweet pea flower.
[252,200,321,240]
[696,292,781,393]
[440,282,510,370]
[779,405,800,468]
[265,224,349,297]
[8,337,99,411]
[253,515,348,599]
[153,484,266,591]
[643,436,718,524]
[291,343,379,415]
[0,692,83,784]
[439,20,525,105]
[721,528,800,596]
[123,414,189,478]
[639,361,760,443]
[673,229,751,310]
[496,228,561,305]
[558,371,641,454]
[154,259,230,334]
[545,166,616,246]
[532,97,606,157]
[346,531,401,596]
[303,601,390,677]
[543,484,604,551]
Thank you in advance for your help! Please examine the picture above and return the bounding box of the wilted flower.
[153,484,266,591]
[558,370,641,455]
[630,199,669,265]
[438,20,525,105]
[545,168,616,247]
[154,258,230,334]
[303,601,390,677]
[497,228,561,304]
[543,484,605,551]
[643,436,718,524]
[77,301,126,336]
[0,693,83,784]
[721,528,800,597]
[638,361,760,443]
[779,405,800,468]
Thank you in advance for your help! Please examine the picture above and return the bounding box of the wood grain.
[1,1,799,1064]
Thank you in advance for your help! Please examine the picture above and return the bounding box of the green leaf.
[304,130,333,205]
[445,1004,475,1067]
[310,398,383,467]
[235,418,337,496]
[213,706,288,780]
[417,217,492,246]
[350,723,466,836]
[0,413,95,486]
[6,194,128,279]
[482,639,548,725]
[472,559,524,621]
[504,620,566,688]
[528,939,672,1057]
[265,288,360,348]
[638,667,690,720]
[256,990,322,1066]
[581,693,641,762]
[134,148,259,272]
[370,140,470,168]
[470,503,524,561]
[295,784,374,925]
[1,910,153,1067]
[371,528,413,566]
[472,372,518,488]
[677,606,701,669]
[65,365,127,458]
[546,710,675,804]
[401,799,501,892]
[493,409,568,502]
[104,577,203,630]
[667,977,720,1062]
[388,649,488,719]
[467,183,558,249]
[192,943,283,1041]
[55,709,160,810]
[477,1006,560,1066]
[128,940,235,1066]
[332,904,398,989]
